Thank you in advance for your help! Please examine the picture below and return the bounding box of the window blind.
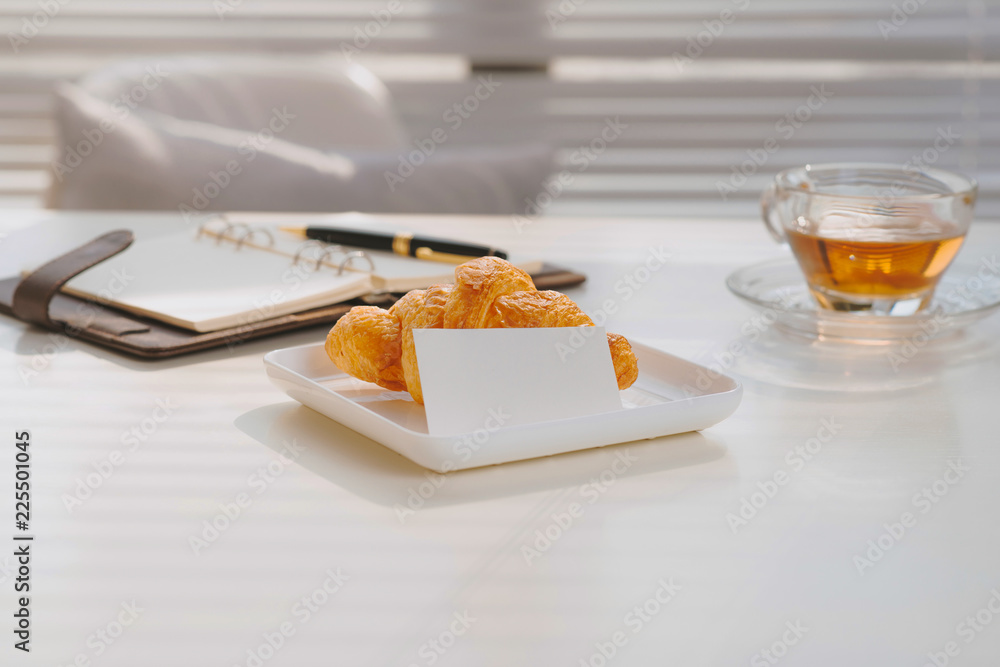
[1,0,997,217]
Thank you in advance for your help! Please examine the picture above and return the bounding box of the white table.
[2,210,1000,666]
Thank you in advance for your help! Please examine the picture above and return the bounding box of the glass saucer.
[726,258,1000,342]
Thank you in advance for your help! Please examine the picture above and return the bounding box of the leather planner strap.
[11,230,135,330]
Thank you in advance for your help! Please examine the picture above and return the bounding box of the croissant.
[325,257,639,404]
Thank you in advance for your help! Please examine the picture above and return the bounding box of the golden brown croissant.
[325,257,638,404]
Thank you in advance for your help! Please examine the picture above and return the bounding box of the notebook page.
[62,233,372,332]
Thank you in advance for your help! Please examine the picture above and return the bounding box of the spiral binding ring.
[196,222,374,275]
[292,240,329,270]
[196,217,230,240]
[233,227,275,250]
[315,245,355,272]
[309,242,349,271]
[217,222,251,246]
[337,251,375,276]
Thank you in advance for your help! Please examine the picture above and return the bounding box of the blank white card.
[413,327,623,436]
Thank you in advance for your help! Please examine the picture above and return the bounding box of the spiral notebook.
[56,219,542,333]
[0,215,587,358]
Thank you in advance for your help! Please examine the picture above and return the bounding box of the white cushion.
[47,57,554,216]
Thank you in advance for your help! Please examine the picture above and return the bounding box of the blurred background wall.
[1,0,998,217]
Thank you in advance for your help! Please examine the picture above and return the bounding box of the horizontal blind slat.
[0,1,997,215]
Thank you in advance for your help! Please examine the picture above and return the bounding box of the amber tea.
[786,226,965,310]
[761,164,976,313]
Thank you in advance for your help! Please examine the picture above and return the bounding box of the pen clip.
[414,247,473,264]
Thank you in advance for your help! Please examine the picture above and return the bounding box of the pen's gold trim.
[392,232,413,256]
[414,247,470,264]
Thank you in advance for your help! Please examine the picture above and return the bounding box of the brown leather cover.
[0,233,587,359]
[12,230,134,329]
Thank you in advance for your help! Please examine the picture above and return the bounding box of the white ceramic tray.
[263,342,742,472]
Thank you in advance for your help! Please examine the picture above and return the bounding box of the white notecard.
[413,327,623,436]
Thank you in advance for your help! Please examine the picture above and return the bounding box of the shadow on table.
[727,325,1000,394]
[235,402,732,509]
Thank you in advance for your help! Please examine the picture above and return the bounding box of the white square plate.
[263,342,742,472]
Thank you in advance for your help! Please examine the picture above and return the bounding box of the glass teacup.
[761,163,977,314]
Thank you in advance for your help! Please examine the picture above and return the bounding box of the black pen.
[279,226,508,263]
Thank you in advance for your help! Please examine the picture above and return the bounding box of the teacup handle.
[760,182,786,243]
